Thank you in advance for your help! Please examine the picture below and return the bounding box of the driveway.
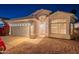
[2,36,79,54]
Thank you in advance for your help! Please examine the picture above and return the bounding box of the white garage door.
[11,23,31,37]
[11,26,30,36]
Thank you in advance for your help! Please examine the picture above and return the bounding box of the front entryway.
[39,23,46,37]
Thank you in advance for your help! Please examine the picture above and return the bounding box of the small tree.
[70,9,77,14]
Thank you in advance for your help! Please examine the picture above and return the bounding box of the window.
[50,23,66,34]
[0,21,4,28]
[71,23,74,34]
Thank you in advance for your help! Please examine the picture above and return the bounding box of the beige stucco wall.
[48,11,75,39]
[49,34,71,39]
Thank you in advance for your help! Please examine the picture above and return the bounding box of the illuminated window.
[50,23,66,34]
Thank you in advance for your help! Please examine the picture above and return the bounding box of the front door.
[39,23,46,37]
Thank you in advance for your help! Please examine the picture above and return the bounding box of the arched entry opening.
[38,22,47,37]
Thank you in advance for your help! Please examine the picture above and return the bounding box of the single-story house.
[4,9,77,39]
[0,18,9,36]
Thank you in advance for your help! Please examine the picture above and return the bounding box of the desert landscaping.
[1,36,79,54]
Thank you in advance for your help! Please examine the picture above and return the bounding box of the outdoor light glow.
[40,23,46,29]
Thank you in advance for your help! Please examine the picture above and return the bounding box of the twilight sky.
[0,4,79,21]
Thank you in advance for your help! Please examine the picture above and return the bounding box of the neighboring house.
[0,18,9,36]
[4,9,77,39]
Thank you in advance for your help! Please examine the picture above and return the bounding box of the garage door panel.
[11,26,29,36]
